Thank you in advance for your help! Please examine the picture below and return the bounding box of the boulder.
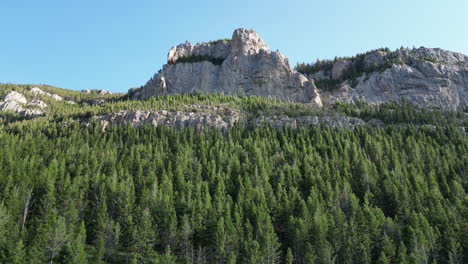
[29,100,48,109]
[0,91,44,116]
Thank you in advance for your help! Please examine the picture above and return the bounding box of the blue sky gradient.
[1,0,467,92]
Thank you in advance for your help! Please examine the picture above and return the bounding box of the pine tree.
[214,217,227,263]
[304,243,316,264]
[64,222,88,264]
[377,251,389,264]
[46,214,69,263]
[95,236,105,264]
[10,239,27,264]
[285,247,294,264]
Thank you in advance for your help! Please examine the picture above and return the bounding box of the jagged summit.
[130,28,322,105]
[166,28,269,64]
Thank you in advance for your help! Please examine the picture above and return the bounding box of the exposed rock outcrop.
[97,107,243,130]
[31,87,63,101]
[314,48,468,110]
[81,89,112,95]
[131,28,322,105]
[133,29,467,111]
[29,100,47,109]
[97,109,368,130]
[96,109,467,133]
[255,115,366,129]
[0,91,44,116]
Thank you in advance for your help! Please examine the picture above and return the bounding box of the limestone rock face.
[0,91,44,116]
[331,60,351,80]
[97,106,243,130]
[132,28,322,105]
[167,41,231,64]
[316,48,468,110]
[4,91,27,105]
[231,28,269,56]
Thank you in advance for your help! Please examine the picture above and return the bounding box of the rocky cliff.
[133,29,468,111]
[130,28,322,105]
[306,47,468,110]
[96,109,369,130]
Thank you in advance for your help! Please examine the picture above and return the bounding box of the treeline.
[0,118,466,263]
[295,48,402,91]
[334,100,468,127]
[3,84,466,129]
[0,83,121,104]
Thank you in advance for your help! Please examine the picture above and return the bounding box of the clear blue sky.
[1,0,467,92]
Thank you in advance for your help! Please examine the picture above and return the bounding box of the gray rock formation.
[314,47,468,110]
[31,87,63,101]
[97,108,368,130]
[131,28,322,105]
[0,91,44,116]
[81,89,112,95]
[29,100,47,109]
[97,106,243,130]
[96,108,466,133]
[4,91,27,105]
[133,29,467,111]
[255,115,366,129]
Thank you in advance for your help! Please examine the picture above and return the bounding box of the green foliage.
[314,79,343,92]
[0,83,467,263]
[418,55,445,64]
[64,222,88,264]
[0,114,466,263]
[169,54,225,66]
[0,83,122,103]
[334,100,468,126]
[10,240,27,264]
[285,248,294,264]
[296,48,402,90]
[205,38,231,45]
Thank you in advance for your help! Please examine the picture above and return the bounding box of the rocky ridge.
[96,108,466,133]
[133,28,468,111]
[96,105,368,130]
[0,87,79,117]
[131,28,322,105]
[97,106,243,130]
[309,47,468,110]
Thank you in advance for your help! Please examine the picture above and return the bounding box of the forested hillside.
[0,109,466,263]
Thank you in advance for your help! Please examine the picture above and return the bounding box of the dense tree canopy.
[0,113,466,263]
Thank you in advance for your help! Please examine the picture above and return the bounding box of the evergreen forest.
[0,85,466,263]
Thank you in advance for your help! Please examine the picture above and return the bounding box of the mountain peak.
[231,28,269,56]
[133,28,321,105]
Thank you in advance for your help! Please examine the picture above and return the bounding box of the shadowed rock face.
[131,28,322,105]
